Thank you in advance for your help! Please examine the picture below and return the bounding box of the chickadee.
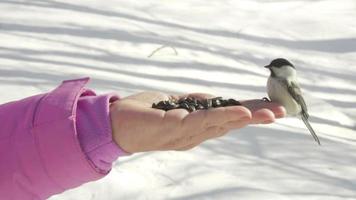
[264,58,321,145]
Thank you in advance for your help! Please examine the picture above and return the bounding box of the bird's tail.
[301,115,321,145]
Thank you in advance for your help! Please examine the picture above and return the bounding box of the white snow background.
[1,0,356,199]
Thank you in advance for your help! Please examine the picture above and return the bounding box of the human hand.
[110,92,285,153]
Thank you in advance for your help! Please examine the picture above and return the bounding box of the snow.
[1,0,356,199]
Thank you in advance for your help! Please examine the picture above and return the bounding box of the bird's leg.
[262,97,271,102]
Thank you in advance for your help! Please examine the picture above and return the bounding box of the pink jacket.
[0,78,126,200]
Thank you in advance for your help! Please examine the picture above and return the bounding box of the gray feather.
[284,80,321,145]
[287,82,309,118]
[302,115,321,145]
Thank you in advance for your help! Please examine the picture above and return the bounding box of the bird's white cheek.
[273,66,297,78]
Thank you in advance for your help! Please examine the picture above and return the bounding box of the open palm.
[110,91,285,153]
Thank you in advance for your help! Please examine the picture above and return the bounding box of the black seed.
[152,100,173,111]
[167,101,176,106]
[191,99,198,107]
[196,104,205,110]
[212,99,221,107]
[178,97,187,104]
[188,105,196,112]
[186,97,195,104]
[179,102,189,109]
[227,99,241,106]
[159,106,168,110]
[195,100,204,110]
[207,99,213,108]
[153,97,241,112]
[157,101,166,106]
[166,103,179,110]
[201,99,209,109]
[220,100,228,107]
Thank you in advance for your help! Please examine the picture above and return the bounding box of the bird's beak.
[264,65,271,69]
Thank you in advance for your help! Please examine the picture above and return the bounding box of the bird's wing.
[281,79,320,144]
[279,79,309,119]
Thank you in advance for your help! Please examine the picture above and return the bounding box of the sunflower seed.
[153,97,241,112]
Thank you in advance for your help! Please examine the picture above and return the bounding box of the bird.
[264,58,321,145]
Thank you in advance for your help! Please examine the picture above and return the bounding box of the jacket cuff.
[76,93,128,173]
[32,78,118,193]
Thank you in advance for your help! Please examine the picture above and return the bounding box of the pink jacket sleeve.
[0,78,126,200]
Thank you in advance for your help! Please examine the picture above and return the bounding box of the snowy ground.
[1,0,356,199]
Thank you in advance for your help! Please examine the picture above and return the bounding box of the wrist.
[110,101,134,155]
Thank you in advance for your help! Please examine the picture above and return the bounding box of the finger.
[163,109,231,150]
[249,108,276,124]
[175,126,229,151]
[223,117,252,129]
[176,115,254,151]
[203,106,252,128]
[241,99,286,118]
[182,106,252,132]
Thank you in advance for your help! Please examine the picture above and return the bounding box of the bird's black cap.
[264,58,295,69]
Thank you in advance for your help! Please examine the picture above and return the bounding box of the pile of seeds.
[152,97,241,113]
